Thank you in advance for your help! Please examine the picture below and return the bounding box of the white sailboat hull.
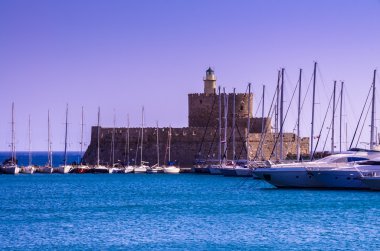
[124,166,134,173]
[57,165,72,174]
[163,166,180,174]
[22,166,35,174]
[134,166,147,173]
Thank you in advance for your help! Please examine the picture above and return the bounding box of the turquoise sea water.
[1,173,380,250]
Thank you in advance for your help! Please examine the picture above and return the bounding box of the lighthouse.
[204,67,216,94]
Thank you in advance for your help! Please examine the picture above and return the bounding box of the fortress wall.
[188,93,256,127]
[83,126,309,167]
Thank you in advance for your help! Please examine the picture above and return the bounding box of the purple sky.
[0,0,380,151]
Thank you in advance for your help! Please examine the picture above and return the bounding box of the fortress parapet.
[83,68,309,166]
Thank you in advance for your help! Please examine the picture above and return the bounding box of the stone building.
[83,68,309,167]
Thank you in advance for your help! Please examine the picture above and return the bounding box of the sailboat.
[71,106,91,173]
[23,115,35,174]
[134,106,148,173]
[124,114,134,173]
[110,112,124,174]
[57,104,72,174]
[208,86,224,175]
[0,102,20,174]
[39,110,54,173]
[147,121,164,173]
[163,126,180,174]
[92,107,112,173]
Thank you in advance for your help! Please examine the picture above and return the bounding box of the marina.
[1,173,380,250]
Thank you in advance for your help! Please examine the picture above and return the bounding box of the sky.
[0,0,380,151]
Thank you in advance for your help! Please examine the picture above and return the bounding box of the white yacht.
[308,157,380,189]
[253,150,377,188]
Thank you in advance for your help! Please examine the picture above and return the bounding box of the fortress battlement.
[83,68,309,166]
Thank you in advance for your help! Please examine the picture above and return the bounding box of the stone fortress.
[83,68,309,167]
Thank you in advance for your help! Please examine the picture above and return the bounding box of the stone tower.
[204,67,216,94]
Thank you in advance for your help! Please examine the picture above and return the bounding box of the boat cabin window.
[347,157,368,162]
[315,156,368,163]
[358,160,380,165]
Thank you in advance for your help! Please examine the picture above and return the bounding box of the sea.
[1,153,380,250]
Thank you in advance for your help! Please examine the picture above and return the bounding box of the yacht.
[253,150,377,188]
[308,157,380,189]
[1,103,20,175]
[361,169,380,190]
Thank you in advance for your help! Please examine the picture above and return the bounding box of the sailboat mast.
[232,88,236,162]
[112,112,116,166]
[218,86,222,165]
[63,104,68,166]
[168,126,172,162]
[279,68,284,161]
[370,69,377,150]
[246,83,251,162]
[11,102,15,163]
[223,88,228,164]
[97,107,100,166]
[261,84,265,159]
[48,110,52,167]
[126,114,130,166]
[310,61,317,160]
[141,106,144,166]
[80,106,84,159]
[275,71,280,160]
[156,121,159,166]
[28,115,32,166]
[331,81,336,154]
[339,82,344,152]
[297,69,302,161]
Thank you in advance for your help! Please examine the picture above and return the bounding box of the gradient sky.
[0,0,380,151]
